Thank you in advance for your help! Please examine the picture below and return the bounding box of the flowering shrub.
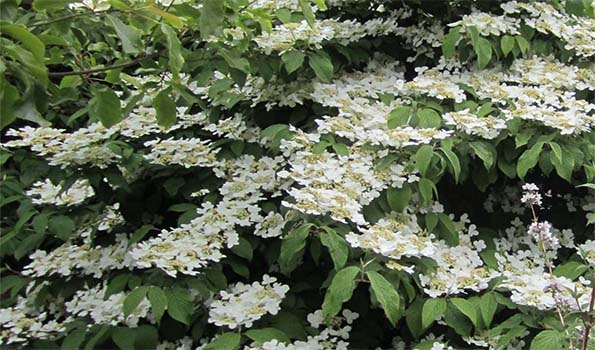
[1,0,595,349]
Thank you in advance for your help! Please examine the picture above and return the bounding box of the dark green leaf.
[367,271,401,327]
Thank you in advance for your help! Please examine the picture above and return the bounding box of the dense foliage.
[1,0,595,349]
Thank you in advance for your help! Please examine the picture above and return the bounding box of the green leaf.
[479,292,498,327]
[153,90,177,128]
[387,106,412,128]
[415,145,434,177]
[0,23,45,62]
[245,328,290,344]
[106,15,142,54]
[554,261,588,280]
[123,286,149,317]
[367,271,401,327]
[231,237,253,261]
[161,24,185,75]
[205,332,241,350]
[517,142,544,179]
[549,142,563,163]
[166,288,192,325]
[33,0,75,10]
[299,0,316,27]
[62,329,86,350]
[145,6,184,29]
[112,327,135,350]
[442,27,461,59]
[422,298,447,329]
[440,148,461,182]
[200,0,225,38]
[418,178,436,206]
[550,144,574,182]
[474,37,492,69]
[48,215,75,241]
[282,51,306,74]
[279,223,313,275]
[319,227,348,270]
[308,51,334,82]
[147,286,167,323]
[530,330,563,350]
[515,36,530,56]
[386,185,412,213]
[501,35,515,56]
[470,141,497,170]
[322,266,360,321]
[417,108,441,128]
[450,298,479,328]
[90,86,123,127]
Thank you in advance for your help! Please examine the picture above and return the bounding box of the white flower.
[207,275,289,329]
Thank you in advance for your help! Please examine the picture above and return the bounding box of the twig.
[48,53,156,77]
[582,277,595,350]
[29,9,114,28]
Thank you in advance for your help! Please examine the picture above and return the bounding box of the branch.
[29,9,114,28]
[48,54,156,77]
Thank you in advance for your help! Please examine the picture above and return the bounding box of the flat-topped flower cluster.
[1,0,594,349]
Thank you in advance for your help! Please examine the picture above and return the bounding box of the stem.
[48,53,156,77]
[532,202,574,349]
[582,276,595,350]
[29,9,114,28]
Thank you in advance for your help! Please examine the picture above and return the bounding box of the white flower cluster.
[143,137,220,168]
[207,275,289,329]
[130,155,289,276]
[65,284,151,327]
[346,215,435,261]
[442,108,507,139]
[23,234,134,278]
[253,14,406,54]
[241,309,359,350]
[419,217,497,298]
[0,283,69,345]
[26,179,95,207]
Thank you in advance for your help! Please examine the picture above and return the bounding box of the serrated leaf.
[450,298,479,328]
[422,298,446,329]
[386,185,412,213]
[479,292,497,327]
[470,141,497,170]
[530,330,563,350]
[554,261,588,280]
[200,0,225,38]
[517,142,544,179]
[245,328,290,344]
[387,106,412,128]
[123,286,149,317]
[319,227,348,270]
[161,24,185,75]
[282,51,305,74]
[322,266,360,321]
[279,223,313,275]
[308,51,333,82]
[90,86,123,127]
[367,271,401,327]
[417,108,441,128]
[166,288,192,325]
[106,15,142,54]
[415,145,434,176]
[205,332,241,350]
[48,215,75,241]
[153,90,177,128]
[1,24,45,62]
[440,147,461,182]
[501,35,515,56]
[147,286,167,323]
[418,178,436,206]
[442,27,461,59]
